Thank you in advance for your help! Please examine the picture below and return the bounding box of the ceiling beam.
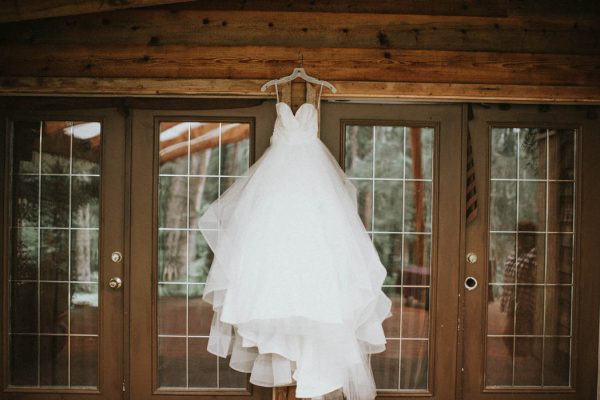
[0,0,196,23]
[1,77,599,104]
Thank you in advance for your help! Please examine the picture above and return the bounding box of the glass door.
[320,102,463,399]
[1,109,126,399]
[129,102,274,400]
[462,104,600,399]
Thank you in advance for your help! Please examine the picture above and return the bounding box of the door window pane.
[344,123,434,392]
[157,120,251,390]
[486,127,576,388]
[8,120,101,388]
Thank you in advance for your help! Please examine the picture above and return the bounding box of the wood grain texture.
[0,0,196,23]
[1,10,598,54]
[0,0,510,21]
[1,45,598,86]
[2,77,599,103]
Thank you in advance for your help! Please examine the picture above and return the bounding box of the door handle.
[108,277,123,289]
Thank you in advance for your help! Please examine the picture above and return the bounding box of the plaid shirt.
[500,247,538,320]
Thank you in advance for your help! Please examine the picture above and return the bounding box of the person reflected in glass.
[500,220,538,356]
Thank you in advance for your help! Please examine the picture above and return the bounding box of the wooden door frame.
[461,104,600,399]
[0,107,127,399]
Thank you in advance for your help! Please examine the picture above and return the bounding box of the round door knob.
[108,277,123,289]
[466,252,478,264]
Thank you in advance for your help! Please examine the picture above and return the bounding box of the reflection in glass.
[9,335,38,386]
[345,123,434,392]
[401,288,430,338]
[488,234,516,284]
[402,235,431,286]
[490,128,517,179]
[12,175,38,227]
[157,120,251,390]
[70,283,99,335]
[189,338,218,388]
[374,126,403,178]
[11,228,38,280]
[518,128,546,179]
[351,179,373,230]
[40,334,68,386]
[40,229,69,281]
[547,182,574,232]
[548,129,575,180]
[543,337,570,386]
[544,286,572,336]
[487,285,514,335]
[486,337,513,386]
[405,127,434,180]
[490,180,517,231]
[8,119,101,388]
[546,234,573,284]
[158,284,187,335]
[381,287,402,337]
[158,337,187,388]
[344,125,373,178]
[404,181,432,232]
[374,180,403,232]
[400,339,428,389]
[371,339,399,389]
[70,336,98,387]
[513,337,543,386]
[373,234,402,283]
[487,126,576,388]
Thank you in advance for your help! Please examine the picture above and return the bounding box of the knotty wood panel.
[1,45,598,87]
[1,10,597,54]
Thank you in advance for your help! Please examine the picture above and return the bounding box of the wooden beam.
[1,45,599,86]
[2,10,598,55]
[1,77,599,104]
[0,0,196,23]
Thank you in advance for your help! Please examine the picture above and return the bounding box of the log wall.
[0,0,599,102]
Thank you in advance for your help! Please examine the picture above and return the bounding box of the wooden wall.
[0,0,599,102]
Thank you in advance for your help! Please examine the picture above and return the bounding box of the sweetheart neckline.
[276,101,317,120]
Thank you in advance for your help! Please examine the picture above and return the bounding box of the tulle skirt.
[198,135,392,400]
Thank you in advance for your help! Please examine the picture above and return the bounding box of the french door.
[462,104,600,399]
[1,99,598,400]
[1,108,126,399]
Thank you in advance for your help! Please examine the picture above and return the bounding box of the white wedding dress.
[198,101,392,400]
